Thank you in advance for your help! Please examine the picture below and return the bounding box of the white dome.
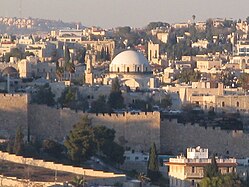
[111,50,149,66]
[109,50,151,73]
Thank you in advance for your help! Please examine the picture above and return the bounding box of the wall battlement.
[160,119,249,157]
[1,93,249,157]
[29,105,160,152]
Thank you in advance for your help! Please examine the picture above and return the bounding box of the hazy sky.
[1,0,249,28]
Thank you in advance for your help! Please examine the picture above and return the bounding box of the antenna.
[19,0,22,18]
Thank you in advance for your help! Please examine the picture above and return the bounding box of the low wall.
[160,119,249,157]
[0,151,126,185]
[0,175,63,187]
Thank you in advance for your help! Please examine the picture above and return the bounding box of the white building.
[166,147,237,187]
[108,50,156,90]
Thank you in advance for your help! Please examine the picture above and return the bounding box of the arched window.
[242,59,246,63]
[127,67,129,72]
[237,101,240,107]
[117,67,120,72]
[222,102,225,107]
[137,67,140,72]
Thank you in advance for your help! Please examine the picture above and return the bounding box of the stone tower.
[84,53,94,85]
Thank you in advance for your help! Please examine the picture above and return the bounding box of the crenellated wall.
[3,93,249,158]
[160,119,249,157]
[28,105,160,152]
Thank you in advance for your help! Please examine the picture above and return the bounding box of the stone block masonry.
[160,119,249,157]
[0,93,29,138]
[28,105,161,152]
[3,93,249,158]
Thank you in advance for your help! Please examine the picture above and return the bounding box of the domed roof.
[111,50,149,66]
[2,66,18,78]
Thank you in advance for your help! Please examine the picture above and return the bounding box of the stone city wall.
[160,119,249,157]
[28,104,160,152]
[0,175,63,187]
[0,93,29,138]
[0,151,126,184]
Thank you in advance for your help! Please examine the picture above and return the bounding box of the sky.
[1,0,249,29]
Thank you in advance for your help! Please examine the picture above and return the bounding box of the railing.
[185,172,203,179]
[169,158,236,164]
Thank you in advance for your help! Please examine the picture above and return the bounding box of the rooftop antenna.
[19,0,22,18]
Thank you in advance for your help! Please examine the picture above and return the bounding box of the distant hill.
[0,17,84,34]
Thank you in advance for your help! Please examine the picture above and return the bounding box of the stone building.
[108,50,157,90]
[167,147,237,187]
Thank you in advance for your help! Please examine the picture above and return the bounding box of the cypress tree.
[13,126,24,155]
[147,143,160,182]
[204,155,220,178]
[108,77,124,109]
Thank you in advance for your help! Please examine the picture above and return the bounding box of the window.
[137,67,140,72]
[192,167,195,173]
[117,67,120,72]
[237,101,240,107]
[135,157,139,160]
[222,102,225,107]
[127,67,129,72]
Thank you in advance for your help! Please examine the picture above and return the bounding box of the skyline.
[1,0,249,28]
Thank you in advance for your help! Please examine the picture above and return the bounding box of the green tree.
[192,15,196,23]
[137,173,150,187]
[146,22,170,31]
[108,78,124,109]
[75,48,86,63]
[157,94,172,109]
[58,87,76,107]
[200,173,242,187]
[147,143,160,182]
[177,69,201,84]
[246,16,249,24]
[64,45,70,64]
[13,126,24,155]
[90,95,109,113]
[56,66,64,81]
[64,116,96,163]
[239,73,249,91]
[206,19,214,42]
[93,126,124,164]
[42,139,64,158]
[204,155,220,178]
[58,87,89,111]
[117,26,131,35]
[31,83,55,106]
[72,176,87,187]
